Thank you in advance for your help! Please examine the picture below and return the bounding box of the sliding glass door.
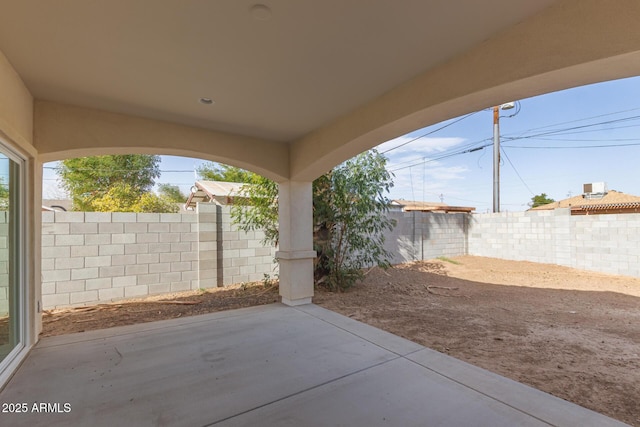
[0,149,23,368]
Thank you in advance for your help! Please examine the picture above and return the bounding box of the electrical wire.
[43,166,196,173]
[388,143,492,172]
[500,147,534,196]
[502,115,640,141]
[390,112,640,171]
[385,137,491,170]
[518,137,640,142]
[379,111,479,154]
[503,142,640,149]
[505,107,640,135]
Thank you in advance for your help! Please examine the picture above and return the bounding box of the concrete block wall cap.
[275,250,317,260]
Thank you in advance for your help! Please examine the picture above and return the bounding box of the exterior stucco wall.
[33,101,290,182]
[0,46,39,383]
[0,49,33,151]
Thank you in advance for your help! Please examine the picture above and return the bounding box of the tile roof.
[531,190,640,211]
[391,199,475,213]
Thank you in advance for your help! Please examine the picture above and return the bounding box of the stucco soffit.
[33,101,289,181]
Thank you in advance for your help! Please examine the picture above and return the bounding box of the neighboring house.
[531,183,640,215]
[184,181,249,210]
[391,199,475,214]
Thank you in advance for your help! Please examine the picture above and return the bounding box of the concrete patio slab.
[0,304,628,426]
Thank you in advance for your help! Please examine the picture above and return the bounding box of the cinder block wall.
[383,211,468,264]
[42,205,639,309]
[203,204,277,287]
[41,205,277,309]
[468,209,640,278]
[0,212,8,315]
[41,211,200,309]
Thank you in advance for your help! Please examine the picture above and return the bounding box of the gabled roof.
[184,181,249,209]
[531,190,640,213]
[391,199,475,213]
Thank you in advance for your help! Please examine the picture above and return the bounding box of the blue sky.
[377,75,640,212]
[43,76,640,212]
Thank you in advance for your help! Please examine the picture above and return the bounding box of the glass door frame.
[0,136,28,388]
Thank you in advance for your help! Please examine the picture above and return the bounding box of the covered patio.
[0,304,626,426]
[0,1,639,423]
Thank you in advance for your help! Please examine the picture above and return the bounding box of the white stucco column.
[276,181,315,306]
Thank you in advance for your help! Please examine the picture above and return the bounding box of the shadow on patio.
[0,304,627,426]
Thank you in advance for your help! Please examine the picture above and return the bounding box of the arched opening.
[40,153,282,311]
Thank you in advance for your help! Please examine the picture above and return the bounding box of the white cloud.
[377,136,465,160]
[375,134,474,202]
[388,161,468,202]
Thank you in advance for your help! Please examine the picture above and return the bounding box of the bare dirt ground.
[42,256,640,426]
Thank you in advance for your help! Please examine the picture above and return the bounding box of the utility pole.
[492,102,515,213]
[493,106,500,213]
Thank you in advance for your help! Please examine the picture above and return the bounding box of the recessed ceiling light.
[250,4,272,21]
[199,97,214,105]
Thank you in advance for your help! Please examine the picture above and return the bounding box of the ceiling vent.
[583,182,607,199]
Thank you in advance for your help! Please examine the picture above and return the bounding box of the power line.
[388,143,492,172]
[389,112,640,171]
[520,137,640,142]
[502,142,640,149]
[385,137,491,169]
[43,178,197,185]
[380,112,479,154]
[502,115,640,141]
[504,107,640,136]
[43,166,197,173]
[500,147,534,196]
[505,123,640,140]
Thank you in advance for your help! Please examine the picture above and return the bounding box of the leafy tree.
[313,150,395,290]
[197,163,255,183]
[56,155,161,210]
[89,183,138,212]
[231,174,279,245]
[90,183,178,213]
[157,184,187,203]
[133,192,180,213]
[530,193,555,208]
[0,177,9,210]
[231,149,395,291]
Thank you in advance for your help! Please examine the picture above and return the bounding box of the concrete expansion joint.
[407,355,554,427]
[292,305,418,358]
[203,355,403,427]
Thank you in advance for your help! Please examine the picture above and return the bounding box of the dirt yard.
[41,256,640,426]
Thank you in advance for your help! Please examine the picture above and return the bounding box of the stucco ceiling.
[0,1,557,142]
